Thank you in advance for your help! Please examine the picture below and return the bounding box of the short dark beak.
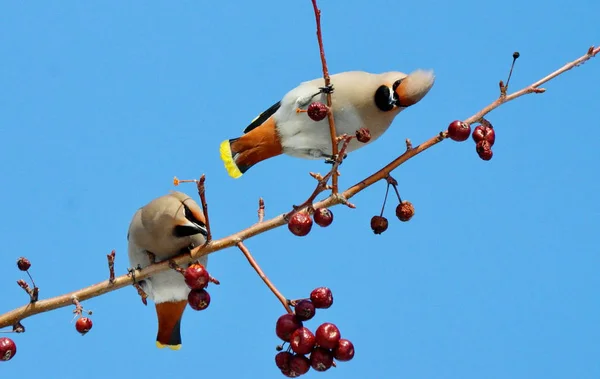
[173,223,208,238]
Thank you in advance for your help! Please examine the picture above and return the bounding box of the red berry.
[310,287,333,309]
[395,200,415,222]
[75,317,93,335]
[275,314,303,342]
[289,354,311,376]
[290,327,316,355]
[184,264,210,290]
[476,140,493,161]
[188,289,211,310]
[313,208,333,227]
[355,127,371,143]
[310,347,334,372]
[307,102,328,122]
[0,337,17,361]
[334,338,355,361]
[315,322,341,349]
[275,351,293,371]
[472,125,496,146]
[447,120,471,142]
[370,215,388,234]
[288,212,313,237]
[16,257,31,271]
[294,300,316,321]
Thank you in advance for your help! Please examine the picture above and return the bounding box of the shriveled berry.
[184,263,210,290]
[447,120,471,142]
[310,347,334,372]
[472,125,496,145]
[307,102,328,122]
[370,215,388,234]
[290,327,316,355]
[315,322,341,349]
[333,338,355,361]
[476,140,493,161]
[310,287,333,309]
[313,208,333,227]
[0,337,17,361]
[294,300,316,321]
[395,201,415,222]
[188,289,211,310]
[288,212,313,237]
[275,351,293,371]
[276,314,303,342]
[75,317,93,335]
[16,257,31,271]
[289,354,311,376]
[355,127,371,143]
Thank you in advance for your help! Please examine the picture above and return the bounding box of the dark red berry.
[75,317,93,335]
[290,327,316,355]
[313,208,333,227]
[16,257,31,271]
[447,120,471,142]
[310,287,333,309]
[275,351,293,371]
[333,338,355,361]
[395,201,415,222]
[476,140,493,161]
[0,337,17,361]
[315,322,341,350]
[294,300,316,321]
[184,264,210,290]
[310,347,334,372]
[307,102,328,122]
[275,314,303,342]
[370,215,388,234]
[289,354,311,376]
[188,289,211,310]
[355,127,371,143]
[472,125,495,145]
[288,212,313,237]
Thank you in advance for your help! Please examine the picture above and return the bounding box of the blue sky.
[1,1,599,378]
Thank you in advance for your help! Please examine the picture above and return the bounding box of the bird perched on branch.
[127,191,208,350]
[220,70,435,178]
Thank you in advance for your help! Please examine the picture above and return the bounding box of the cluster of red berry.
[288,207,334,237]
[447,120,496,160]
[183,263,214,311]
[274,287,354,377]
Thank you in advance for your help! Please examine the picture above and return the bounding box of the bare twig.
[107,250,116,284]
[0,45,597,329]
[257,198,265,223]
[16,280,38,303]
[237,242,292,314]
[196,174,212,243]
[311,0,339,194]
[289,135,354,217]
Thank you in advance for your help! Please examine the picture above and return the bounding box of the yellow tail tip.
[219,140,243,179]
[156,341,182,350]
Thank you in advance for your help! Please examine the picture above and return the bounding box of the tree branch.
[1,45,597,330]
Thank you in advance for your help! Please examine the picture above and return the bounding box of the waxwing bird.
[220,70,435,178]
[127,191,208,350]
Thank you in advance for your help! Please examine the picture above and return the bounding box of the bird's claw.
[323,153,347,165]
[319,84,334,94]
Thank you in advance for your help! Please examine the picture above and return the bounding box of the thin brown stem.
[107,250,116,284]
[196,174,212,243]
[311,0,338,194]
[0,45,597,329]
[237,242,292,314]
[258,198,265,223]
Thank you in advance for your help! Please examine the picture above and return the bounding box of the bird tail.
[219,117,283,179]
[155,300,187,351]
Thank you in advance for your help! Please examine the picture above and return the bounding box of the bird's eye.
[392,79,404,92]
